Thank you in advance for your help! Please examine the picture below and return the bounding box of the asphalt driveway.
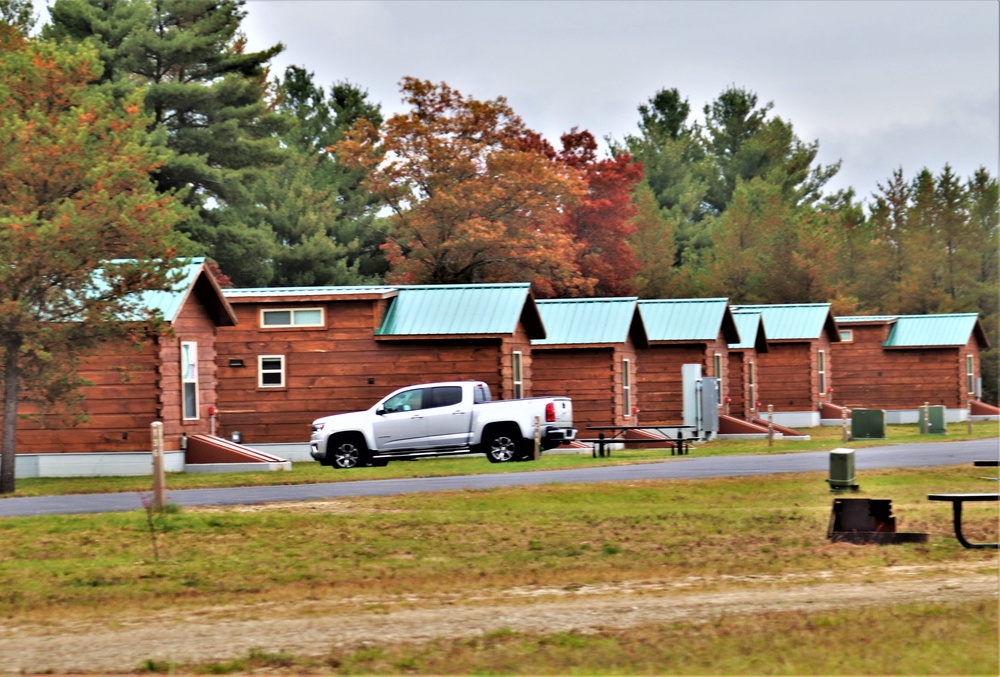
[1,438,996,517]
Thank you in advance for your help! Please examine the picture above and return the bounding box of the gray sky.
[241,0,998,201]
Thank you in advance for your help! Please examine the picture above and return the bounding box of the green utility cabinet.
[919,405,947,434]
[851,408,886,439]
[827,448,858,492]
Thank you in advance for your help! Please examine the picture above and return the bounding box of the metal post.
[150,421,166,511]
[533,416,541,461]
[767,405,774,448]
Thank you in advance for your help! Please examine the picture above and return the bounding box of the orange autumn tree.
[335,78,593,297]
[0,32,190,493]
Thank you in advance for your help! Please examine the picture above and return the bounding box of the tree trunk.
[1,340,21,494]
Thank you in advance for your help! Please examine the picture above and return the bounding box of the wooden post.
[150,421,166,511]
[921,402,929,435]
[842,405,849,443]
[767,405,774,448]
[533,415,541,461]
[967,400,973,434]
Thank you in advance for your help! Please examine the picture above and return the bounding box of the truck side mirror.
[376,406,385,416]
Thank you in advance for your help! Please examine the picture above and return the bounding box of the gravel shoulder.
[2,561,996,674]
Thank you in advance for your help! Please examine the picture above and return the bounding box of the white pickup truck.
[310,381,577,468]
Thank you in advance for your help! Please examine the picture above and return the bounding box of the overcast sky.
[238,0,998,201]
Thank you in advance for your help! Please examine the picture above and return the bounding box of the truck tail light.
[545,402,556,422]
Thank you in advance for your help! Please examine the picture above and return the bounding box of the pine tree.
[46,0,288,285]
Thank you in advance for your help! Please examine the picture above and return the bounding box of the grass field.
[1,454,998,674]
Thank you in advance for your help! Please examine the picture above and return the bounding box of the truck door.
[421,385,473,448]
[373,387,428,450]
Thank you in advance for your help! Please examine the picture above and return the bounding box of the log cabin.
[216,283,545,448]
[531,297,648,433]
[730,303,840,428]
[832,313,990,422]
[8,258,237,476]
[725,309,769,421]
[634,298,740,424]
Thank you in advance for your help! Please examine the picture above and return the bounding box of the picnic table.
[927,493,999,549]
[583,425,698,458]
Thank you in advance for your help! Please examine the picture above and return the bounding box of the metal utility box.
[919,405,947,434]
[827,448,858,492]
[851,408,886,439]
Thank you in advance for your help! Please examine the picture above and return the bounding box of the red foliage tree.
[557,129,644,297]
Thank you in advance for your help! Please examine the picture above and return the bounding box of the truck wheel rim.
[334,444,360,468]
[491,436,515,462]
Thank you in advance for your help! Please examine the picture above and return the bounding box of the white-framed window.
[260,307,324,328]
[623,358,632,417]
[259,355,286,388]
[748,360,756,411]
[818,349,827,395]
[839,329,854,342]
[181,341,199,420]
[967,355,975,395]
[512,351,523,399]
[713,352,723,399]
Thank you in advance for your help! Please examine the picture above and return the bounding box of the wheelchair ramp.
[185,434,291,472]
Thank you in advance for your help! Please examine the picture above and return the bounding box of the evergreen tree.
[263,66,387,286]
[700,86,840,215]
[46,0,288,286]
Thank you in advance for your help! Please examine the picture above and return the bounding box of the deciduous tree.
[0,34,190,493]
[336,78,591,297]
[557,129,644,297]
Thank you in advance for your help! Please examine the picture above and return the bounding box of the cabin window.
[713,353,723,399]
[622,358,632,417]
[181,342,199,420]
[818,350,827,395]
[748,361,756,411]
[512,351,523,399]
[258,355,286,388]
[840,329,853,342]
[260,308,324,328]
[967,355,975,394]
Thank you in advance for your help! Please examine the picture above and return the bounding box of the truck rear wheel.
[483,425,524,463]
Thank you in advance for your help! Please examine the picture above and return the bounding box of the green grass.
[2,465,998,674]
[6,421,998,498]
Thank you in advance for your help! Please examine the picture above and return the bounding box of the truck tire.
[482,425,524,463]
[329,434,368,469]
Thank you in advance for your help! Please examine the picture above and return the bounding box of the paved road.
[1,438,996,517]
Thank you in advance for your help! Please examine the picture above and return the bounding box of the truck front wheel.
[483,425,526,463]
[329,434,368,469]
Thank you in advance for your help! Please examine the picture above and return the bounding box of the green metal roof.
[223,285,397,299]
[126,258,233,326]
[532,298,638,346]
[729,310,768,351]
[884,314,987,348]
[375,283,543,338]
[835,315,898,324]
[732,303,837,341]
[638,298,739,343]
[133,258,205,323]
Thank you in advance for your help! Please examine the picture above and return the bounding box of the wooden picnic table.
[927,493,999,549]
[583,425,698,458]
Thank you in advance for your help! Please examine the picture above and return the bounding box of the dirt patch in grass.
[1,561,996,674]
